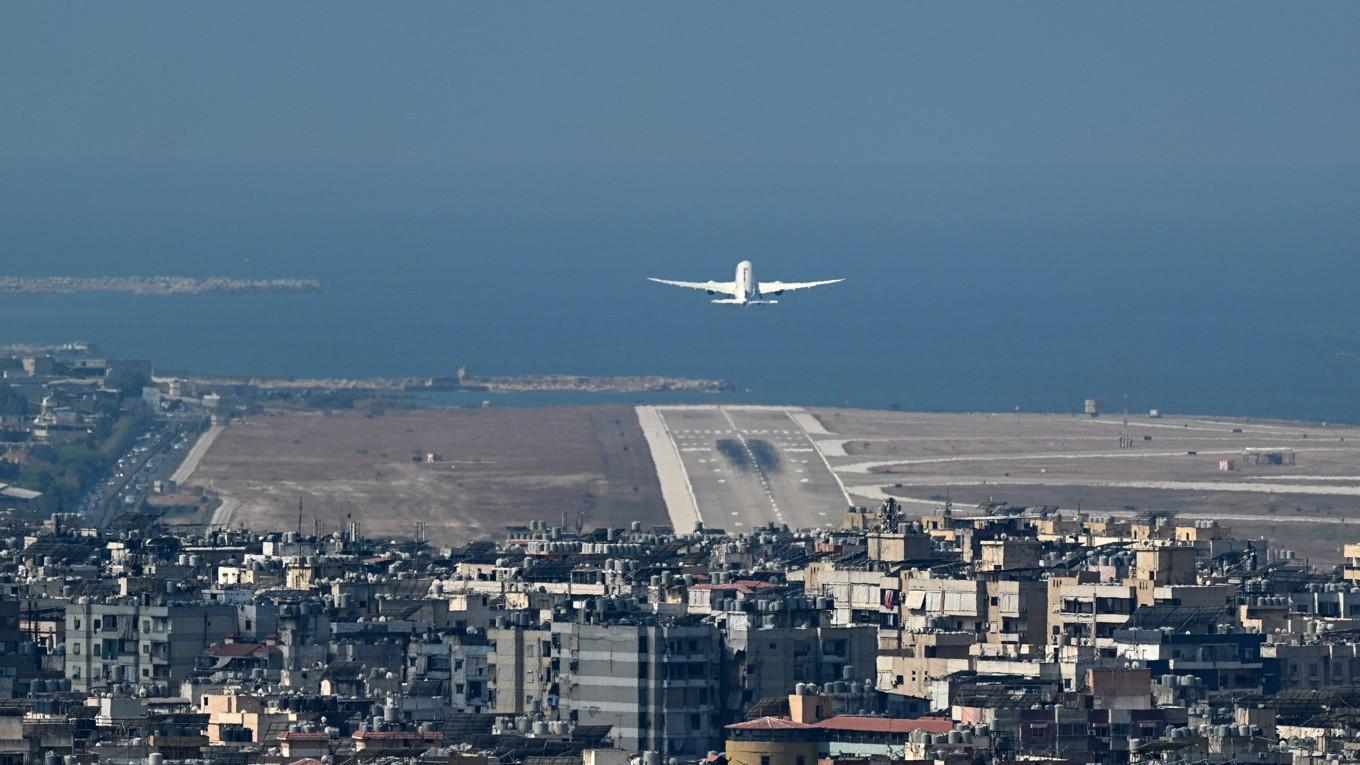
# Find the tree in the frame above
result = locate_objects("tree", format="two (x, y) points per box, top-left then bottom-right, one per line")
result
(106, 368), (151, 399)
(0, 382), (30, 417)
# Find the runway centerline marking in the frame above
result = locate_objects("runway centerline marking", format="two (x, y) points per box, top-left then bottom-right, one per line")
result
(718, 406), (783, 518)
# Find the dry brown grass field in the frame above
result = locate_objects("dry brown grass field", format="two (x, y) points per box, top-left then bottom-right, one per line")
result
(187, 406), (666, 545)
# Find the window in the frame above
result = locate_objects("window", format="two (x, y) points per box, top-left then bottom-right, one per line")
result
(797, 757), (806, 765)
(93, 620), (102, 632)
(761, 757), (771, 765)
(73, 619), (81, 630)
(72, 642), (81, 655)
(93, 644), (101, 657)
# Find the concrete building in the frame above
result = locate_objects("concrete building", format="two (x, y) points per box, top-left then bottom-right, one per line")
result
(488, 621), (553, 716)
(1047, 578), (1138, 646)
(552, 619), (721, 755)
(64, 601), (241, 692)
(716, 600), (876, 723)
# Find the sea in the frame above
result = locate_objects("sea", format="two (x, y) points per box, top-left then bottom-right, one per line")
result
(2, 161), (1358, 421)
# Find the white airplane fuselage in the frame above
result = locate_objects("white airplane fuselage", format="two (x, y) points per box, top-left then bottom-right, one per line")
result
(715, 260), (771, 305)
(736, 260), (756, 302)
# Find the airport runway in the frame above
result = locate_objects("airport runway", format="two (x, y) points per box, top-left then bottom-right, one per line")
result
(637, 405), (851, 531)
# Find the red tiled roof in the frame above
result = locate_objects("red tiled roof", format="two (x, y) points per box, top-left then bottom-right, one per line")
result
(814, 716), (954, 735)
(726, 715), (954, 735)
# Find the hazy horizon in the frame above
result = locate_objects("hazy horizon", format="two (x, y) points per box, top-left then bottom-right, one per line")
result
(2, 4), (1359, 420)
(3, 3), (1359, 166)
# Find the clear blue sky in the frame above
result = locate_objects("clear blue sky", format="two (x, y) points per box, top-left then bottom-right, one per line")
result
(2, 1), (1357, 166)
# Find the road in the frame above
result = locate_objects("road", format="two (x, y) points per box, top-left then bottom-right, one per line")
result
(171, 424), (223, 484)
(83, 414), (204, 528)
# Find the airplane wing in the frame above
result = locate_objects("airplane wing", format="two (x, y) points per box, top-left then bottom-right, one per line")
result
(647, 278), (739, 297)
(758, 278), (844, 294)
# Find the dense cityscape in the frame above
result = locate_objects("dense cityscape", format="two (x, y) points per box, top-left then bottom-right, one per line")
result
(4, 350), (1360, 765)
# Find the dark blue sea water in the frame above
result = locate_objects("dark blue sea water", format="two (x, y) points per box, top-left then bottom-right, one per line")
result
(1, 162), (1357, 421)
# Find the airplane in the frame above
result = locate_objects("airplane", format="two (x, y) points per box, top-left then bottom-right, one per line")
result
(647, 260), (843, 305)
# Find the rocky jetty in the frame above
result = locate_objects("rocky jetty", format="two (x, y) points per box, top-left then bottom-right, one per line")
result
(0, 276), (321, 295)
